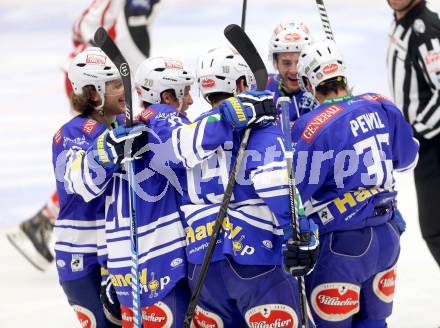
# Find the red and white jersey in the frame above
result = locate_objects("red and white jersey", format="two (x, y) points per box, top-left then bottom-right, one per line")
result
(65, 0), (158, 73)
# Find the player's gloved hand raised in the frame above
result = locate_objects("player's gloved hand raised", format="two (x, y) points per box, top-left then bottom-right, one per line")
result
(92, 124), (148, 169)
(219, 90), (277, 129)
(283, 217), (320, 277)
(100, 269), (122, 326)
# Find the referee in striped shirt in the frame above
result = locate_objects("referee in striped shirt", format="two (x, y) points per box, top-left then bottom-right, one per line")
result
(387, 0), (440, 268)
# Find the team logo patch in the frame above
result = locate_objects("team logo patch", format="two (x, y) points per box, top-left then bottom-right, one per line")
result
(262, 240), (273, 249)
(423, 51), (440, 66)
(245, 304), (298, 328)
(72, 305), (96, 328)
(323, 64), (338, 75)
(373, 266), (397, 303)
(140, 108), (157, 122)
(54, 128), (62, 145)
(201, 78), (216, 88)
(318, 208), (334, 225)
(423, 50), (440, 77)
(164, 59), (183, 69)
(86, 54), (106, 65)
(413, 18), (425, 33)
(301, 105), (343, 143)
(71, 254), (84, 272)
(82, 119), (98, 135)
(142, 302), (173, 328)
(284, 33), (301, 42)
(311, 283), (360, 322)
(56, 259), (65, 268)
(170, 257), (183, 268)
(120, 63), (129, 77)
(192, 306), (224, 328)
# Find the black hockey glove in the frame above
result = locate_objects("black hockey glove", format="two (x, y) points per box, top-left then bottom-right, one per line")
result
(283, 218), (320, 277)
(92, 124), (148, 169)
(220, 90), (277, 129)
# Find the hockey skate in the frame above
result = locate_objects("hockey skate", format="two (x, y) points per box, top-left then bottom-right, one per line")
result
(6, 208), (54, 271)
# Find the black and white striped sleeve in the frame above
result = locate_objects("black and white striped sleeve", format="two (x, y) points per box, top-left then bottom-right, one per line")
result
(413, 36), (440, 139)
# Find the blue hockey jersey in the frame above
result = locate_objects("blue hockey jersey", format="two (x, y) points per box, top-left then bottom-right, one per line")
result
(102, 104), (190, 307)
(292, 93), (419, 235)
(75, 103), (240, 307)
(175, 108), (292, 266)
(51, 115), (123, 282)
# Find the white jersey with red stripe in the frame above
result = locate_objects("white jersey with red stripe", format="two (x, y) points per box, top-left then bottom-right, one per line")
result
(63, 0), (159, 74)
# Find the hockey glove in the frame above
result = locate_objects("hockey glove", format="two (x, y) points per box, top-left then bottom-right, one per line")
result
(219, 90), (277, 129)
(92, 124), (148, 169)
(283, 217), (320, 277)
(100, 269), (122, 326)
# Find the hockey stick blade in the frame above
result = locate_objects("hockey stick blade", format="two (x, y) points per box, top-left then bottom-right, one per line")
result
(224, 24), (268, 91)
(93, 27), (133, 126)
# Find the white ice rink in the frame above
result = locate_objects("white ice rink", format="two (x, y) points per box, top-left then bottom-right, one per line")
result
(0, 0), (439, 327)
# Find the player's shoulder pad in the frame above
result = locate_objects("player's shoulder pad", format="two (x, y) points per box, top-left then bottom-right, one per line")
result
(358, 93), (393, 104)
(358, 93), (397, 111)
(194, 107), (220, 122)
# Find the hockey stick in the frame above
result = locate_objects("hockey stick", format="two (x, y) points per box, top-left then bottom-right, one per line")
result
(315, 0), (335, 41)
(278, 97), (309, 328)
(182, 24), (268, 328)
(94, 27), (142, 328)
(241, 0), (248, 31)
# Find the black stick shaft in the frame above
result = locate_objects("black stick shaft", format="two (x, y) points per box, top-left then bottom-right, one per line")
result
(315, 0), (335, 41)
(241, 0), (247, 30)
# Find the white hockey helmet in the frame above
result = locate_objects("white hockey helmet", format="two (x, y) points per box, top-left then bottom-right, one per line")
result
(197, 46), (255, 101)
(134, 57), (194, 105)
(68, 47), (120, 108)
(269, 22), (312, 68)
(297, 40), (347, 94)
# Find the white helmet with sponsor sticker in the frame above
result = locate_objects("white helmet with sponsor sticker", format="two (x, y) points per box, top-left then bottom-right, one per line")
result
(268, 22), (313, 68)
(68, 47), (120, 107)
(197, 46), (255, 102)
(297, 40), (347, 94)
(135, 56), (194, 105)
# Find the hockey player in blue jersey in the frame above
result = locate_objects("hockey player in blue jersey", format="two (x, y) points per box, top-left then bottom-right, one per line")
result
(267, 21), (317, 122)
(102, 56), (195, 328)
(52, 47), (130, 327)
(79, 52), (277, 327)
(284, 40), (420, 328)
(183, 46), (319, 328)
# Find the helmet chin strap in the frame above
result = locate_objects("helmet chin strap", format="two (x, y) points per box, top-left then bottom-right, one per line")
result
(94, 90), (106, 115)
(177, 99), (183, 113)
